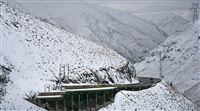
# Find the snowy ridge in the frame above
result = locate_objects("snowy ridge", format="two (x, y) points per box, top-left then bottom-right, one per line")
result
(135, 21), (200, 106)
(137, 12), (189, 36)
(184, 82), (200, 106)
(6, 1), (169, 63)
(0, 2), (137, 110)
(100, 81), (200, 111)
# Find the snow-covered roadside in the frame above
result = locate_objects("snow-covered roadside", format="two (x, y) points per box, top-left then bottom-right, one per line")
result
(100, 81), (200, 111)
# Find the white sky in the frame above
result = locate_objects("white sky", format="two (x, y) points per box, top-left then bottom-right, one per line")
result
(5, 0), (195, 13)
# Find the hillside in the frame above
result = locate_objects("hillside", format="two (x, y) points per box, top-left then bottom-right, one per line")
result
(100, 82), (199, 111)
(0, 2), (138, 110)
(4, 0), (170, 63)
(136, 12), (189, 36)
(135, 21), (200, 106)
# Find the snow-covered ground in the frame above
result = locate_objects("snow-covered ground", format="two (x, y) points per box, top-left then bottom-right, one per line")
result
(100, 81), (199, 111)
(0, 1), (138, 110)
(135, 21), (200, 106)
(136, 12), (189, 36)
(1, 0), (199, 110)
(2, 0), (172, 63)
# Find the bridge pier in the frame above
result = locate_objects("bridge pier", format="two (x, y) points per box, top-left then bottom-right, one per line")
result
(78, 94), (81, 111)
(63, 95), (67, 111)
(95, 93), (98, 110)
(86, 93), (89, 111)
(55, 100), (58, 111)
(70, 94), (74, 111)
(103, 92), (106, 106)
(111, 92), (114, 102)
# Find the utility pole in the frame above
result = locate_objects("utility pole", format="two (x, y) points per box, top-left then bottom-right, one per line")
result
(191, 0), (200, 22)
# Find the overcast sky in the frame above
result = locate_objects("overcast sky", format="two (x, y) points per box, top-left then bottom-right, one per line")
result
(5, 0), (195, 13)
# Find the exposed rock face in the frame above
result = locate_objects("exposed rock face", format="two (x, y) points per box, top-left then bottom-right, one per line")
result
(56, 61), (136, 84)
(0, 65), (11, 104)
(0, 55), (13, 104)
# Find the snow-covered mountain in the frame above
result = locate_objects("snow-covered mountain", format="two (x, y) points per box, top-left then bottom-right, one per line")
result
(3, 0), (171, 63)
(100, 81), (200, 111)
(136, 12), (190, 36)
(0, 1), (138, 110)
(135, 22), (200, 106)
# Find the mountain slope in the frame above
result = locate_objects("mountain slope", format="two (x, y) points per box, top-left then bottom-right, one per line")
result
(5, 0), (169, 63)
(0, 2), (137, 110)
(100, 82), (199, 111)
(135, 22), (200, 106)
(136, 12), (190, 36)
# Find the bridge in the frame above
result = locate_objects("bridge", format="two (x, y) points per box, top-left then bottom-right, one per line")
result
(27, 77), (161, 111)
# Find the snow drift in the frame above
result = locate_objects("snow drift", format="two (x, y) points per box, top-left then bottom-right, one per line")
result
(0, 2), (137, 110)
(100, 82), (200, 111)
